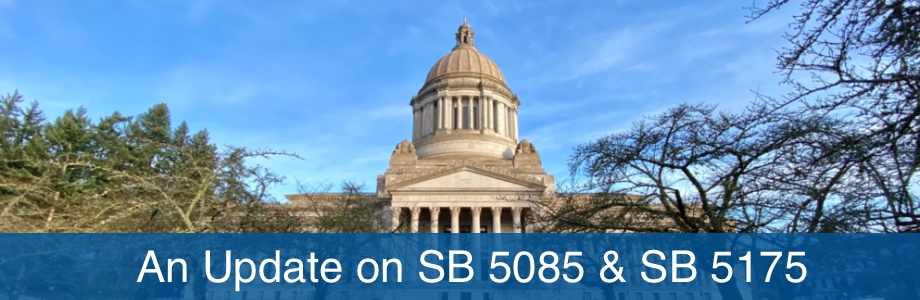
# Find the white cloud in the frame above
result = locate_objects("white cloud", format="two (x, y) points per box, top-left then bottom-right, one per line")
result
(567, 29), (641, 80)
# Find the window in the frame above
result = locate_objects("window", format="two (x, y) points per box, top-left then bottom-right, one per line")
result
(420, 106), (426, 135)
(492, 102), (498, 132)
(636, 293), (644, 300)
(224, 291), (231, 300)
(290, 291), (298, 300)
(441, 292), (450, 300)
(483, 292), (491, 300)
(653, 293), (660, 300)
(275, 291), (281, 300)
(433, 102), (439, 131)
(206, 291), (214, 300)
(452, 107), (459, 129)
(583, 292), (592, 300)
(618, 292), (627, 300)
(687, 293), (695, 300)
(340, 291), (349, 300)
(258, 291), (264, 300)
(670, 293), (677, 300)
(307, 291), (315, 300)
(473, 106), (479, 129)
(241, 291), (249, 300)
(703, 293), (712, 300)
(462, 106), (470, 129)
(461, 292), (472, 300)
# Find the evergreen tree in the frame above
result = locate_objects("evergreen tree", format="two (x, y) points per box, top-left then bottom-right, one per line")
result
(0, 92), (302, 233)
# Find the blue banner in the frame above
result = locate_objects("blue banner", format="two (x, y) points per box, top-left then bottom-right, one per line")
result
(0, 234), (917, 300)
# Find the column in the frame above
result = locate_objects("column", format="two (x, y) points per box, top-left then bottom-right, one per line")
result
(491, 207), (502, 233)
(478, 96), (484, 130)
(511, 207), (522, 233)
(420, 106), (426, 136)
(511, 110), (517, 140)
(424, 103), (431, 135)
(502, 104), (508, 136)
(479, 96), (485, 131)
(427, 103), (433, 135)
(513, 110), (519, 140)
(471, 207), (482, 233)
(390, 206), (401, 232)
(447, 97), (454, 130)
(410, 207), (421, 233)
(495, 103), (503, 135)
(450, 207), (461, 233)
(507, 109), (512, 139)
(429, 207), (441, 233)
(443, 97), (450, 130)
(505, 107), (510, 139)
(506, 106), (511, 137)
(438, 97), (444, 130)
(430, 103), (436, 134)
(483, 97), (489, 131)
(412, 109), (418, 139)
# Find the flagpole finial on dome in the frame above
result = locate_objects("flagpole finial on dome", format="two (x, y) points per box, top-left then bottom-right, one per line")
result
(463, 14), (467, 24)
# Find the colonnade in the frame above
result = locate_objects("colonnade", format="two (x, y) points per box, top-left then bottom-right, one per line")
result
(390, 206), (524, 233)
(412, 95), (517, 141)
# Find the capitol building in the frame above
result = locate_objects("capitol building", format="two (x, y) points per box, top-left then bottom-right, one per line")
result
(287, 17), (555, 235)
(249, 18), (742, 300)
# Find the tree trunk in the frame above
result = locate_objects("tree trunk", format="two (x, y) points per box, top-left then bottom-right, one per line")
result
(716, 278), (746, 300)
(192, 259), (207, 300)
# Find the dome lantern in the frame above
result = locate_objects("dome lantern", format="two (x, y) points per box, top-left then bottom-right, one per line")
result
(455, 15), (475, 48)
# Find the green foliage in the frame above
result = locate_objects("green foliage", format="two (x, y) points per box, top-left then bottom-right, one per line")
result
(0, 91), (302, 233)
(296, 181), (387, 233)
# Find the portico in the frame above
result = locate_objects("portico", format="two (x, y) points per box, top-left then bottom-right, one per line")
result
(389, 205), (530, 233)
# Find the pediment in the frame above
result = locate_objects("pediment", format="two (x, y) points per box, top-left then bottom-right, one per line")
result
(388, 166), (545, 192)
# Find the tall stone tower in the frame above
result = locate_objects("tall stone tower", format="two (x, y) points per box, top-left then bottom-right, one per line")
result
(377, 18), (554, 233)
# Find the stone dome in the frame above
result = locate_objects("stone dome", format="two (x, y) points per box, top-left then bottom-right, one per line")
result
(425, 46), (505, 83)
(410, 17), (521, 160)
(424, 17), (505, 84)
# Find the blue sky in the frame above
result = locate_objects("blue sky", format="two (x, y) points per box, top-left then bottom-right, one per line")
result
(0, 0), (796, 199)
